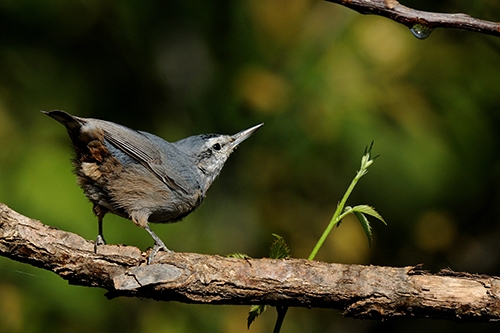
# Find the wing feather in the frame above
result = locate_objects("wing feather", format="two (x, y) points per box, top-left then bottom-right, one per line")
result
(92, 119), (190, 194)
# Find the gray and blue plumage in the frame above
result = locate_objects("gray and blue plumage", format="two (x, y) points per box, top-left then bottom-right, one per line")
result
(42, 110), (262, 263)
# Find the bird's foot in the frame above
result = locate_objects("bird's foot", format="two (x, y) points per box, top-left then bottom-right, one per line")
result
(94, 235), (106, 253)
(147, 241), (172, 264)
(144, 225), (172, 264)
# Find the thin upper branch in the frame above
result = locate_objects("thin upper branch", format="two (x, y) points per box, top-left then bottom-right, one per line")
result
(326, 0), (500, 37)
(1, 203), (500, 322)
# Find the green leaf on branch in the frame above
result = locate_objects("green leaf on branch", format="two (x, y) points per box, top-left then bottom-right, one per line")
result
(248, 305), (268, 329)
(269, 233), (290, 259)
(353, 211), (373, 246)
(351, 205), (387, 225)
(352, 206), (386, 246)
(226, 252), (251, 259)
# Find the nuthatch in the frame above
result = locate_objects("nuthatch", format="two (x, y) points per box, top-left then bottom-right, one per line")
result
(43, 110), (262, 263)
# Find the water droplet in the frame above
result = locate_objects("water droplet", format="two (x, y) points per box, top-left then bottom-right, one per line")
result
(410, 24), (434, 39)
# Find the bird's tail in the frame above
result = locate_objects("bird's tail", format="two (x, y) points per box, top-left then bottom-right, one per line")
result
(41, 110), (84, 133)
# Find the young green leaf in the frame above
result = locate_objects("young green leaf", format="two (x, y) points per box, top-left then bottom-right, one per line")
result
(269, 234), (290, 259)
(351, 205), (387, 225)
(248, 305), (268, 328)
(353, 211), (373, 246)
(226, 252), (251, 259)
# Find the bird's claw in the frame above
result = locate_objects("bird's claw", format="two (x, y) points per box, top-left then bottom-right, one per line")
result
(94, 235), (106, 253)
(147, 242), (172, 264)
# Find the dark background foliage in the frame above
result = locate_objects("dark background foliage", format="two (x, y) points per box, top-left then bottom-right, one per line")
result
(1, 0), (500, 332)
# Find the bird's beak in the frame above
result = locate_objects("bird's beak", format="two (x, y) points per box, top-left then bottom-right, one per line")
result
(230, 123), (263, 149)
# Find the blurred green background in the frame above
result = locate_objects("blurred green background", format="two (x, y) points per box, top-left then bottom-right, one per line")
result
(1, 0), (500, 332)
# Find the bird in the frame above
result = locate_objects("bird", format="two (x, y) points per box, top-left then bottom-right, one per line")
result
(42, 110), (262, 263)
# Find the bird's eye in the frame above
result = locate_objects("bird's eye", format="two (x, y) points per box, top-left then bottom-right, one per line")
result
(212, 143), (222, 151)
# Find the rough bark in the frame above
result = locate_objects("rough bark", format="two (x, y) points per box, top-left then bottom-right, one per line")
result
(326, 0), (500, 38)
(1, 203), (500, 322)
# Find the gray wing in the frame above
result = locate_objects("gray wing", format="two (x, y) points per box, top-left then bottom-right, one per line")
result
(91, 119), (190, 195)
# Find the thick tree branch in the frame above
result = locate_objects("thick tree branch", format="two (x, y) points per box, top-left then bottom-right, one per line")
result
(1, 203), (500, 322)
(326, 0), (500, 38)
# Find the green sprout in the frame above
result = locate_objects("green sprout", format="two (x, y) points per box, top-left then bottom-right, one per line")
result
(248, 142), (386, 332)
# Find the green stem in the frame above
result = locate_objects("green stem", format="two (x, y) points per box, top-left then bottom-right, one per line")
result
(272, 144), (375, 333)
(308, 169), (365, 261)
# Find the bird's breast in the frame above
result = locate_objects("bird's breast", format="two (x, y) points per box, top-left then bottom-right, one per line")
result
(106, 163), (204, 223)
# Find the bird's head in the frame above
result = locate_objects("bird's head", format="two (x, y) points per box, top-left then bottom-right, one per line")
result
(174, 123), (263, 189)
